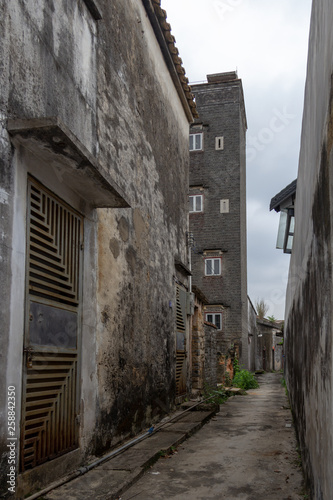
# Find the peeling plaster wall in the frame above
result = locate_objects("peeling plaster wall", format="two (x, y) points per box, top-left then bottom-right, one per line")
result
(191, 300), (206, 392)
(4, 0), (98, 153)
(247, 298), (257, 372)
(0, 0), (190, 494)
(204, 324), (217, 389)
(1, 1), (99, 492)
(285, 1), (333, 498)
(256, 321), (282, 372)
(191, 296), (217, 393)
(94, 0), (190, 455)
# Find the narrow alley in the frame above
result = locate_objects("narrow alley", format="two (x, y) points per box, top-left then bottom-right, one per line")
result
(120, 373), (305, 500)
(42, 373), (306, 500)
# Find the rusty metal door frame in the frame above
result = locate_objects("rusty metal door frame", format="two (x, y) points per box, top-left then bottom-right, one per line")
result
(21, 176), (83, 471)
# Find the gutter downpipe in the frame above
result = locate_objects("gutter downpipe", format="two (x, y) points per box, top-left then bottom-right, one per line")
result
(188, 231), (193, 294)
(25, 394), (218, 500)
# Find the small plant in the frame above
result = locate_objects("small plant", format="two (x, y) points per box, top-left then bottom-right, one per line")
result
(204, 384), (228, 404)
(159, 446), (176, 458)
(281, 377), (289, 397)
(232, 369), (259, 390)
(267, 315), (276, 323)
(233, 357), (240, 376)
(295, 445), (303, 468)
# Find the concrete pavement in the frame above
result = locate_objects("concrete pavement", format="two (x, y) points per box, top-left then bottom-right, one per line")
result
(41, 373), (306, 500)
(40, 403), (217, 500)
(120, 373), (306, 500)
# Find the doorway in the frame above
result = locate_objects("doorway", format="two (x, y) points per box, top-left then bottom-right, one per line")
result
(20, 177), (83, 471)
(175, 284), (187, 397)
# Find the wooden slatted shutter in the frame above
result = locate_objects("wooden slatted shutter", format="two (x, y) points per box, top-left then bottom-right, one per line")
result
(175, 285), (187, 396)
(21, 178), (83, 471)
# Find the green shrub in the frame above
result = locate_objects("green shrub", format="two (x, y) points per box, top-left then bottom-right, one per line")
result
(233, 357), (240, 376)
(204, 384), (228, 404)
(232, 370), (259, 390)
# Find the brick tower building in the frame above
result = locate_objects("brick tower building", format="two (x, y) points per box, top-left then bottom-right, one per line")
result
(189, 72), (248, 374)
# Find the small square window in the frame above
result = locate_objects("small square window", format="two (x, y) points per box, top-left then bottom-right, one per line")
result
(206, 313), (222, 329)
(220, 199), (229, 213)
(205, 257), (221, 276)
(189, 195), (203, 213)
(215, 136), (224, 150)
(190, 133), (203, 151)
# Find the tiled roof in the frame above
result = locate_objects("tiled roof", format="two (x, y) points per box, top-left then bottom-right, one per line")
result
(257, 317), (283, 331)
(151, 0), (199, 119)
(270, 179), (297, 212)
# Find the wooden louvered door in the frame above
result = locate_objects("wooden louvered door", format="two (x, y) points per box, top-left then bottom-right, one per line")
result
(175, 285), (187, 397)
(21, 177), (83, 471)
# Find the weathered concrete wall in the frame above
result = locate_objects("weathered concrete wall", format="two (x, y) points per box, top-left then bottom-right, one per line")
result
(191, 293), (217, 393)
(0, 0), (192, 495)
(1, 1), (101, 493)
(204, 323), (217, 389)
(216, 339), (237, 385)
(285, 1), (333, 497)
(189, 75), (248, 369)
(192, 298), (206, 393)
(256, 320), (282, 372)
(93, 0), (191, 455)
(248, 297), (257, 372)
(272, 335), (283, 372)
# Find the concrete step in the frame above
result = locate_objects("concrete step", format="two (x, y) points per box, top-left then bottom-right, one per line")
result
(37, 407), (218, 500)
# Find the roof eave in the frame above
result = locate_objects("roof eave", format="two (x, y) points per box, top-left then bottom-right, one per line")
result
(270, 179), (297, 212)
(142, 0), (198, 122)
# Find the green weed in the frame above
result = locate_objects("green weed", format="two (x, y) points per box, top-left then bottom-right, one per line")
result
(233, 357), (240, 376)
(204, 384), (228, 404)
(281, 377), (289, 397)
(232, 370), (259, 390)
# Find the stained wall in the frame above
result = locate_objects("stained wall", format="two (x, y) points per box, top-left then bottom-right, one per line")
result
(285, 1), (333, 497)
(0, 0), (193, 494)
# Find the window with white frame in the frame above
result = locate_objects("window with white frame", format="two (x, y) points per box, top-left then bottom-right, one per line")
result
(189, 195), (203, 213)
(205, 257), (221, 276)
(189, 133), (203, 151)
(206, 313), (222, 330)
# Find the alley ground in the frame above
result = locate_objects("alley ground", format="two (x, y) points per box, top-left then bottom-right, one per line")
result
(120, 373), (306, 500)
(43, 373), (307, 500)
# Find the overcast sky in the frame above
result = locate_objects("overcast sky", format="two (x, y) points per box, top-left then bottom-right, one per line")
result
(162, 0), (312, 319)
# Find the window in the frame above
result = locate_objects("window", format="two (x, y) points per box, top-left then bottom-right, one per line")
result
(205, 258), (221, 276)
(189, 133), (203, 151)
(215, 136), (224, 150)
(189, 195), (203, 213)
(220, 199), (229, 213)
(276, 208), (295, 254)
(206, 313), (222, 330)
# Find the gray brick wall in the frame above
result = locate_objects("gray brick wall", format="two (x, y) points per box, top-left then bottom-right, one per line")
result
(189, 74), (248, 369)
